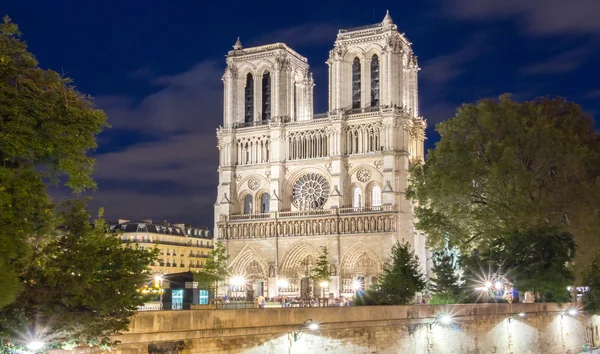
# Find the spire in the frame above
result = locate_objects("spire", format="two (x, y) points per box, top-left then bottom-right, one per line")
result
(383, 10), (393, 25)
(233, 37), (243, 50)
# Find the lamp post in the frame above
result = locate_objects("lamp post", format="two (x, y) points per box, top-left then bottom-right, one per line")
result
(430, 313), (452, 329)
(508, 312), (526, 322)
(154, 274), (164, 309)
(292, 319), (320, 342)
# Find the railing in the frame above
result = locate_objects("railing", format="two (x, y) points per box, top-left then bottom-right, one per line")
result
(122, 239), (213, 248)
(339, 22), (382, 33)
(226, 205), (394, 221)
(233, 120), (271, 128)
(138, 303), (163, 311)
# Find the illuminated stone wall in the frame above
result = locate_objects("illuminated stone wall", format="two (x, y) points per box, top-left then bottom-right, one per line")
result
(62, 303), (597, 354)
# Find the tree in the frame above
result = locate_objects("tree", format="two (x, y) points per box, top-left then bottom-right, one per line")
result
(0, 16), (108, 307)
(0, 201), (158, 351)
(583, 252), (600, 313)
(406, 94), (600, 274)
(310, 247), (332, 298)
(429, 253), (463, 304)
(195, 241), (229, 298)
(462, 226), (574, 302)
(355, 242), (426, 306)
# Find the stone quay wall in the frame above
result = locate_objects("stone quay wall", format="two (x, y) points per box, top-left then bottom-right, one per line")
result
(64, 303), (598, 354)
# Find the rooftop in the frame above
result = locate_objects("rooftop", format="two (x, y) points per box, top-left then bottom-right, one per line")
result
(110, 220), (211, 238)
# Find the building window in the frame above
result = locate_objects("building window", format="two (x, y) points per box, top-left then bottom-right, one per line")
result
(261, 193), (270, 213)
(352, 57), (361, 109)
(372, 185), (382, 208)
(352, 187), (362, 208)
(370, 55), (379, 107)
(262, 72), (271, 121)
(243, 194), (253, 214)
(244, 73), (254, 123)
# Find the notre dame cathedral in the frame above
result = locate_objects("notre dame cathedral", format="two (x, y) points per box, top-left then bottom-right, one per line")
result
(214, 11), (428, 299)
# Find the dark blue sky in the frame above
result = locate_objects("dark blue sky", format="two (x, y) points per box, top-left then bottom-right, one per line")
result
(4, 0), (599, 227)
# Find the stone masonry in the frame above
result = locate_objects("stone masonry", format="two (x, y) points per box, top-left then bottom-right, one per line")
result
(58, 303), (598, 354)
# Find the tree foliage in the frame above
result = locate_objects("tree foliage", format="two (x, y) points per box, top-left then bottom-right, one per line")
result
(583, 252), (600, 313)
(0, 201), (158, 351)
(462, 226), (574, 302)
(310, 246), (332, 283)
(194, 242), (229, 297)
(429, 253), (463, 304)
(355, 242), (426, 306)
(0, 16), (108, 307)
(407, 94), (600, 274)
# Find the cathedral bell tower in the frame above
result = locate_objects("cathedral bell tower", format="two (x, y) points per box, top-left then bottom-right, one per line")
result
(327, 10), (420, 118)
(216, 40), (315, 222)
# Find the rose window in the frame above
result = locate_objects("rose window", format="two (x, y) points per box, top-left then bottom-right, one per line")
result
(292, 173), (330, 210)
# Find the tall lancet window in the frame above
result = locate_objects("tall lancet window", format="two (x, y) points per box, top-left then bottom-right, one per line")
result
(352, 57), (361, 109)
(370, 55), (380, 107)
(243, 195), (253, 214)
(371, 185), (382, 208)
(244, 73), (254, 123)
(261, 193), (270, 213)
(262, 72), (271, 120)
(352, 187), (362, 208)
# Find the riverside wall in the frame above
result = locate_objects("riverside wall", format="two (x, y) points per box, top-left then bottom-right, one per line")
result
(64, 303), (598, 354)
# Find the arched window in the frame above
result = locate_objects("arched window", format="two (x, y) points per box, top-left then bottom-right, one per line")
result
(352, 187), (362, 208)
(244, 73), (254, 123)
(262, 72), (271, 121)
(352, 57), (361, 110)
(370, 55), (379, 107)
(261, 193), (270, 213)
(243, 195), (253, 214)
(371, 185), (382, 208)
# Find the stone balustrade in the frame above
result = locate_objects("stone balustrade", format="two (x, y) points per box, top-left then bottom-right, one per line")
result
(217, 206), (396, 240)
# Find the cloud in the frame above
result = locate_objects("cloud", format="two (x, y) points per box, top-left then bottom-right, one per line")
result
(420, 33), (488, 87)
(81, 132), (218, 225)
(521, 43), (596, 75)
(80, 60), (226, 225)
(247, 23), (340, 48)
(96, 60), (224, 134)
(446, 0), (600, 36)
(584, 89), (600, 99)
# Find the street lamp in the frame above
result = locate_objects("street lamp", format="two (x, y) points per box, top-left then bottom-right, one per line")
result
(561, 308), (578, 318)
(26, 341), (45, 352)
(430, 313), (452, 329)
(508, 312), (526, 322)
(277, 279), (289, 288)
(154, 274), (164, 309)
(230, 276), (246, 286)
(292, 319), (320, 341)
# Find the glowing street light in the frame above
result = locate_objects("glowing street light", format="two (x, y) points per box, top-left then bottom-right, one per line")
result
(292, 319), (319, 341)
(26, 341), (45, 352)
(430, 313), (453, 329)
(561, 308), (578, 318)
(352, 280), (362, 291)
(494, 281), (503, 290)
(508, 312), (526, 322)
(277, 279), (289, 288)
(230, 276), (246, 286)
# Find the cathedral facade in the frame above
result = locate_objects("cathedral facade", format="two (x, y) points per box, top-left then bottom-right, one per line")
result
(214, 12), (428, 299)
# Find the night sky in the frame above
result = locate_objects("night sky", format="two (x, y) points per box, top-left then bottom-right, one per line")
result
(3, 0), (599, 227)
